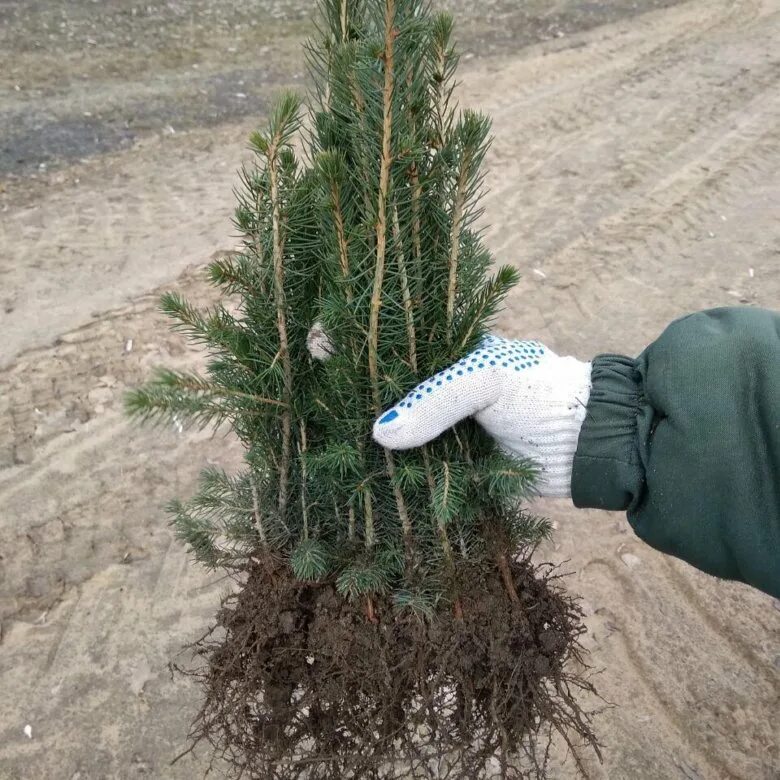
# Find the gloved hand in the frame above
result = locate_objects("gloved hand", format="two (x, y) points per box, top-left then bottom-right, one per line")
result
(372, 336), (593, 498)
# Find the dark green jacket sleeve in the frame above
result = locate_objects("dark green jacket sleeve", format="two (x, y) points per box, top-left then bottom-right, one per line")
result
(571, 307), (780, 598)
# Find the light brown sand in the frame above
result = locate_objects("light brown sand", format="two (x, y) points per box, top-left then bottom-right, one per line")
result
(1, 0), (778, 777)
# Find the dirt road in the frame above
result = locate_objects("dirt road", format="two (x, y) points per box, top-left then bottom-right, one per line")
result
(1, 0), (778, 777)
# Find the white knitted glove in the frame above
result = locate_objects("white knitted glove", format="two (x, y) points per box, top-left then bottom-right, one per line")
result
(372, 336), (592, 498)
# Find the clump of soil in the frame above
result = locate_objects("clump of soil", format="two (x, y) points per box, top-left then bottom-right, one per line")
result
(178, 554), (600, 778)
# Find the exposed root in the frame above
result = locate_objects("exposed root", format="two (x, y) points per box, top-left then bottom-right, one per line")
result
(174, 554), (601, 778)
(497, 552), (521, 605)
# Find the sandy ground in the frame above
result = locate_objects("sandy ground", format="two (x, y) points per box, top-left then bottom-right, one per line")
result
(1, 0), (779, 777)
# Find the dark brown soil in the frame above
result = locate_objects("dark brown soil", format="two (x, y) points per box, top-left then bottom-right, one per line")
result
(177, 554), (600, 778)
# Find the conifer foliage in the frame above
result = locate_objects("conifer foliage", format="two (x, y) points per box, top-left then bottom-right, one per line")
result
(129, 1), (598, 776)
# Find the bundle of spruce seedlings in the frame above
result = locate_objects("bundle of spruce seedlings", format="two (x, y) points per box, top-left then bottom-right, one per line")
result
(129, 1), (600, 776)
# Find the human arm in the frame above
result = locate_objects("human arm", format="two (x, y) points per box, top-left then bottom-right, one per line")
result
(373, 308), (780, 598)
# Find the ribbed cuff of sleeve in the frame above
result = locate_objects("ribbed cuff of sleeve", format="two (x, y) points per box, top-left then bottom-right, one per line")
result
(571, 355), (646, 511)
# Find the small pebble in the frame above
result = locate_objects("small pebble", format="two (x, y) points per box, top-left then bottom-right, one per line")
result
(620, 553), (641, 569)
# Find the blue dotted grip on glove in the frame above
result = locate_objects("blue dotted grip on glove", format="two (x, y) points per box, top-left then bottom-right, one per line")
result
(379, 336), (545, 420)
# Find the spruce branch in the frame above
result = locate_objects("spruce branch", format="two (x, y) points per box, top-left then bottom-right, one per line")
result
(401, 59), (423, 287)
(392, 201), (417, 372)
(391, 458), (426, 490)
(167, 499), (222, 569)
(337, 560), (388, 600)
(207, 252), (263, 297)
(348, 74), (372, 215)
(339, 0), (348, 40)
(367, 0), (397, 412)
(309, 441), (362, 478)
(408, 161), (423, 291)
(125, 368), (285, 429)
(446, 111), (491, 344)
(348, 504), (356, 541)
(250, 475), (267, 547)
(299, 422), (310, 540)
(291, 538), (330, 580)
(432, 461), (461, 561)
(456, 264), (520, 353)
(384, 450), (413, 547)
(319, 151), (353, 303)
(430, 12), (458, 147)
(159, 291), (208, 337)
(361, 482), (376, 548)
(362, 0), (399, 553)
(261, 92), (302, 522)
(446, 166), (467, 344)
